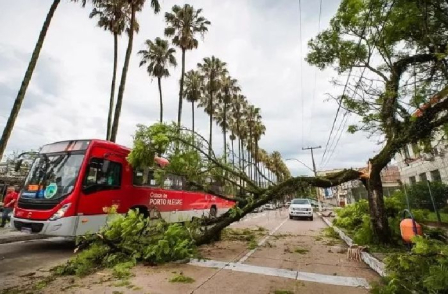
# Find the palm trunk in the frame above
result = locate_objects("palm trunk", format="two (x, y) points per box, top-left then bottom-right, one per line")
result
(178, 48), (186, 128)
(238, 137), (242, 195)
(241, 139), (245, 193)
(208, 91), (213, 157)
(255, 139), (259, 185)
(106, 32), (118, 140)
(191, 100), (195, 139)
(110, 4), (136, 143)
(231, 137), (235, 167)
(223, 101), (227, 163)
(157, 77), (163, 123)
(0, 0), (60, 159)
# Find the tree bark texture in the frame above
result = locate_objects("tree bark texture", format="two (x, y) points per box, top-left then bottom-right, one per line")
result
(178, 48), (186, 128)
(110, 4), (136, 143)
(158, 77), (163, 123)
(107, 32), (118, 140)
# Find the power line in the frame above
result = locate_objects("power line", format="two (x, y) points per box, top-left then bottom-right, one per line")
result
(320, 5), (375, 166)
(308, 0), (323, 141)
(321, 0), (396, 168)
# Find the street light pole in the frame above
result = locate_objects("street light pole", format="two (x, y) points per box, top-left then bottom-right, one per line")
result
(302, 146), (322, 211)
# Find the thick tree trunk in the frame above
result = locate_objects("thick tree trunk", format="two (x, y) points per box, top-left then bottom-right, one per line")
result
(106, 32), (118, 140)
(157, 77), (163, 123)
(110, 4), (136, 142)
(178, 48), (186, 128)
(0, 0), (60, 159)
(366, 168), (391, 243)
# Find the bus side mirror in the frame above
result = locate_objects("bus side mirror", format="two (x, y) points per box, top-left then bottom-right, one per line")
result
(14, 159), (23, 172)
(102, 160), (110, 173)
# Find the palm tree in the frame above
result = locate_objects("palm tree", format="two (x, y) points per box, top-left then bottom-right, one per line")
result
(164, 4), (210, 128)
(246, 105), (261, 181)
(90, 0), (130, 140)
(230, 94), (247, 171)
(197, 56), (227, 156)
(253, 120), (266, 185)
(138, 37), (176, 123)
(0, 0), (61, 160)
(110, 0), (160, 142)
(183, 70), (203, 136)
(216, 75), (239, 162)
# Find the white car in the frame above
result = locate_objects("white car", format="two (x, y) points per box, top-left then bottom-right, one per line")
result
(264, 203), (275, 210)
(289, 198), (313, 221)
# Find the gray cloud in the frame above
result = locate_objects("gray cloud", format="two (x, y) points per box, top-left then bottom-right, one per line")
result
(0, 0), (378, 175)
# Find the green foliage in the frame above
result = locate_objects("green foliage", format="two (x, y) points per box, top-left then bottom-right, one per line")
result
(55, 210), (196, 277)
(127, 123), (173, 168)
(169, 273), (195, 284)
(333, 200), (369, 230)
(372, 237), (448, 294)
(333, 197), (407, 245)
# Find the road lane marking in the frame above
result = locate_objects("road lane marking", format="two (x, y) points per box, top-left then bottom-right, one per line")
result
(189, 259), (370, 288)
(237, 216), (288, 264)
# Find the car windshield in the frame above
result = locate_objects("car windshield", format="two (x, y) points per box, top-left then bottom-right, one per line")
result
(21, 153), (85, 200)
(291, 199), (310, 205)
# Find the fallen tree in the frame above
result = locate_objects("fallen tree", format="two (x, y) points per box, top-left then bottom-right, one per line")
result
(306, 0), (448, 243)
(127, 123), (364, 245)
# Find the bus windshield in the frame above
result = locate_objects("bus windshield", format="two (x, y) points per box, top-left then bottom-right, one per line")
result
(21, 153), (85, 200)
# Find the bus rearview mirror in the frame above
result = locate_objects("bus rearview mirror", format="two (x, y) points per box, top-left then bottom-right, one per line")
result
(14, 159), (23, 172)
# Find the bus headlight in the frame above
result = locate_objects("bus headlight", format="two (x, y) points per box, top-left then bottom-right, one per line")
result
(49, 204), (71, 221)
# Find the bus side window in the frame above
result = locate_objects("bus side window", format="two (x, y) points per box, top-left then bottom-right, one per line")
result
(83, 158), (122, 193)
(133, 168), (157, 187)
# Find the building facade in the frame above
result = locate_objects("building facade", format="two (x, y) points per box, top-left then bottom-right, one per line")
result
(395, 136), (448, 185)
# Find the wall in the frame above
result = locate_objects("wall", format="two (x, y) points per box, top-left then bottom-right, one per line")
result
(395, 139), (448, 185)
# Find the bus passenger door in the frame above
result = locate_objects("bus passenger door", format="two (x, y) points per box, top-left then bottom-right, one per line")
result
(75, 156), (124, 235)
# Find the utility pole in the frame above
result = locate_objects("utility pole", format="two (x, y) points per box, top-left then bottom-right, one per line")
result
(302, 146), (322, 211)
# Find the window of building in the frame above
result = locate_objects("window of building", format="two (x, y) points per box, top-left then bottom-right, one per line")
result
(84, 158), (122, 188)
(419, 172), (427, 182)
(409, 176), (416, 185)
(430, 170), (442, 182)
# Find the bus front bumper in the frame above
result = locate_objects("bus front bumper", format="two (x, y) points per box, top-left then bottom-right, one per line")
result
(10, 216), (77, 237)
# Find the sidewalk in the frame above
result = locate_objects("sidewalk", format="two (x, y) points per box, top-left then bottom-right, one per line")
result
(0, 226), (47, 244)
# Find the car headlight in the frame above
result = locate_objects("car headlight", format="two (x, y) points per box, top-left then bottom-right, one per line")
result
(49, 204), (71, 221)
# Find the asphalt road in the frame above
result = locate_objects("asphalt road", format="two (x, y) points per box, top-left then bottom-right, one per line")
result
(0, 237), (74, 289)
(0, 209), (379, 293)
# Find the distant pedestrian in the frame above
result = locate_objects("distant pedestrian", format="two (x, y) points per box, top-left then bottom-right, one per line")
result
(1, 186), (19, 227)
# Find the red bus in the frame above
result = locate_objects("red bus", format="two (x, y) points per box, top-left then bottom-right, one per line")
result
(11, 139), (234, 236)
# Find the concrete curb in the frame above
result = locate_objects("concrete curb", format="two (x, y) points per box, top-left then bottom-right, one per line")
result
(0, 230), (47, 245)
(317, 212), (387, 277)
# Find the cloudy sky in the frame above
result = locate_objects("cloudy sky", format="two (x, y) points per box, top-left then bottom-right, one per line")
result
(0, 0), (382, 176)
